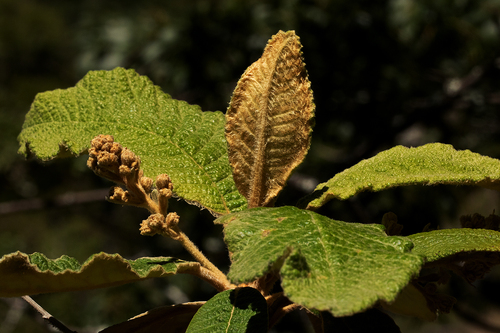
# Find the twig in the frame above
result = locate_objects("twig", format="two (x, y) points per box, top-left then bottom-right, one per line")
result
(176, 231), (233, 290)
(178, 263), (234, 292)
(21, 296), (77, 333)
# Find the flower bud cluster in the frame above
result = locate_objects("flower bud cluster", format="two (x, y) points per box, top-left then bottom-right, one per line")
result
(88, 135), (182, 240)
(140, 212), (181, 239)
(87, 135), (154, 210)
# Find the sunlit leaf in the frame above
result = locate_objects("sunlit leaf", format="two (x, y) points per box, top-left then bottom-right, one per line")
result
(409, 228), (500, 263)
(226, 30), (315, 208)
(305, 143), (500, 210)
(18, 67), (246, 215)
(216, 206), (423, 316)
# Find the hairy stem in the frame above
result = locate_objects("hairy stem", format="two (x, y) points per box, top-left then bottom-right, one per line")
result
(176, 231), (232, 290)
(178, 263), (233, 292)
(22, 296), (77, 333)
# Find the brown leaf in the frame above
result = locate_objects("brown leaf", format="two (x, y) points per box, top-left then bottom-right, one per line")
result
(100, 302), (204, 333)
(225, 30), (315, 208)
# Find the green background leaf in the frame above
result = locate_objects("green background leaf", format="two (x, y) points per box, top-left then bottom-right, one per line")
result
(305, 143), (500, 210)
(409, 228), (500, 263)
(216, 206), (423, 316)
(186, 287), (268, 333)
(0, 251), (199, 297)
(18, 67), (246, 215)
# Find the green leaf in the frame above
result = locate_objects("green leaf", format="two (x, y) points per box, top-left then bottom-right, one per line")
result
(186, 287), (268, 333)
(408, 228), (500, 263)
(18, 67), (246, 215)
(0, 251), (200, 297)
(305, 143), (500, 210)
(100, 302), (204, 333)
(215, 206), (423, 316)
(380, 283), (437, 321)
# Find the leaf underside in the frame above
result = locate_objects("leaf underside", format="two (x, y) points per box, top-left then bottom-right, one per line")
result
(100, 302), (205, 333)
(186, 287), (268, 333)
(18, 67), (246, 215)
(305, 143), (500, 210)
(0, 251), (198, 297)
(225, 30), (315, 208)
(216, 206), (423, 316)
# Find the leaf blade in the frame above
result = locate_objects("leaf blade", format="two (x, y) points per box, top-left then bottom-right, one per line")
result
(18, 68), (247, 215)
(226, 30), (315, 208)
(186, 287), (268, 333)
(0, 251), (199, 297)
(305, 143), (500, 210)
(409, 228), (500, 263)
(216, 207), (423, 316)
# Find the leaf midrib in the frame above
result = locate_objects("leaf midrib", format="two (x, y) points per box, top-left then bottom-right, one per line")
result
(248, 38), (291, 208)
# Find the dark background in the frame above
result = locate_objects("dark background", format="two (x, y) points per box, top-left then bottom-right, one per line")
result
(2, 0), (500, 332)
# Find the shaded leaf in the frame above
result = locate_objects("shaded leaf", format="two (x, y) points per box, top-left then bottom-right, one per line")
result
(321, 308), (402, 333)
(305, 143), (500, 210)
(100, 302), (204, 333)
(186, 287), (268, 333)
(381, 283), (437, 321)
(216, 207), (423, 316)
(0, 251), (199, 297)
(226, 30), (314, 208)
(18, 67), (246, 215)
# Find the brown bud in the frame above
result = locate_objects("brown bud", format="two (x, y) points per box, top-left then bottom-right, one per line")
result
(87, 135), (124, 183)
(381, 212), (403, 236)
(121, 148), (140, 169)
(91, 134), (114, 150)
(156, 174), (173, 190)
(140, 177), (154, 193)
(109, 186), (127, 202)
(108, 186), (144, 206)
(140, 213), (166, 236)
(165, 212), (180, 228)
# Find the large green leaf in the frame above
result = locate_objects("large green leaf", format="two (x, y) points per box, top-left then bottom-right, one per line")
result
(0, 251), (199, 297)
(305, 143), (500, 210)
(215, 207), (423, 316)
(18, 67), (246, 215)
(186, 287), (268, 333)
(409, 228), (500, 263)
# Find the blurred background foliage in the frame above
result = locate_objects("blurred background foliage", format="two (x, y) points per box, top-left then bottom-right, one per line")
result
(2, 0), (500, 332)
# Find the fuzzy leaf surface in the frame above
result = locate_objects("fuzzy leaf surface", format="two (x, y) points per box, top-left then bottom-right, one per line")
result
(409, 228), (500, 263)
(226, 30), (314, 208)
(18, 67), (246, 215)
(216, 207), (423, 316)
(305, 143), (500, 210)
(186, 287), (268, 333)
(0, 251), (199, 297)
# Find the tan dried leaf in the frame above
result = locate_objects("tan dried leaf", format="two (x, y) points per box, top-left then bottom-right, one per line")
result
(225, 30), (315, 208)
